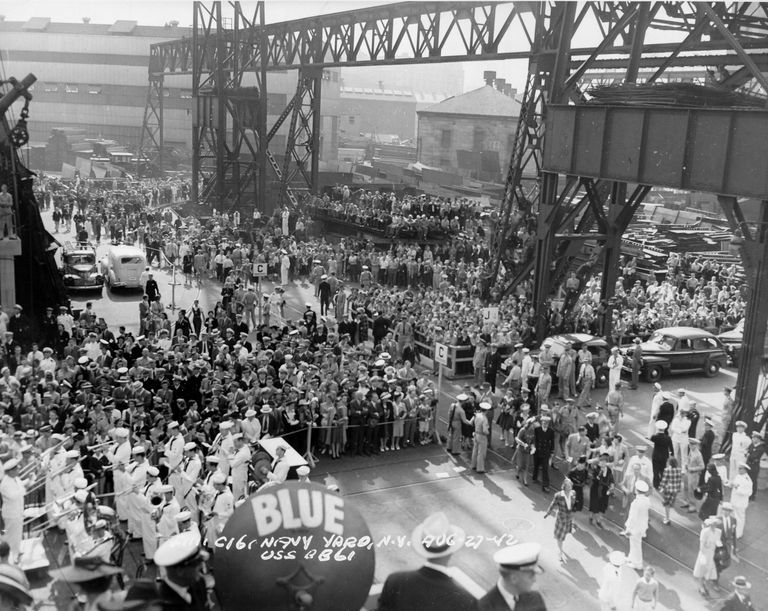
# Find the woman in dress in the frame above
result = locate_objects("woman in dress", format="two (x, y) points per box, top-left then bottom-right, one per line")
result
(496, 392), (516, 447)
(692, 517), (721, 598)
(659, 456), (683, 525)
(513, 418), (537, 486)
(379, 393), (394, 452)
(391, 394), (405, 451)
(588, 452), (615, 528)
(544, 477), (576, 563)
(698, 463), (723, 521)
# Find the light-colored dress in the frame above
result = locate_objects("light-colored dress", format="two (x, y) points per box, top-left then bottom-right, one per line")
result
(692, 526), (720, 580)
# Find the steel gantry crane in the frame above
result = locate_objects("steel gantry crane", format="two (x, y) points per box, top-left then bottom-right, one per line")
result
(139, 1), (768, 441)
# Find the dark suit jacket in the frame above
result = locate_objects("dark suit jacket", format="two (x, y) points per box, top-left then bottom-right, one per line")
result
(377, 566), (475, 611)
(475, 586), (547, 611)
(720, 592), (754, 611)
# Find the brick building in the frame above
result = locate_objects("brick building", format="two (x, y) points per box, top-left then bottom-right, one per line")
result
(416, 84), (520, 181)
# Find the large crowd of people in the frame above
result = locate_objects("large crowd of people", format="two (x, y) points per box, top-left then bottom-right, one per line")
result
(0, 175), (761, 610)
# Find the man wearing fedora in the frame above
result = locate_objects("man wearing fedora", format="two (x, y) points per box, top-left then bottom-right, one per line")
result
(50, 556), (123, 611)
(378, 512), (474, 611)
(476, 542), (547, 611)
(721, 576), (755, 611)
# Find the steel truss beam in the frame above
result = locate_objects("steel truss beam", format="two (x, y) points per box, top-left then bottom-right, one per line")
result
(138, 77), (164, 171)
(190, 1), (270, 211)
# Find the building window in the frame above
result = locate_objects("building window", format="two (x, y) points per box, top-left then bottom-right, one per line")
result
(65, 84), (79, 94)
(440, 129), (452, 148)
(87, 86), (102, 95)
(180, 90), (193, 99)
(43, 85), (59, 92)
(473, 127), (484, 151)
(348, 116), (355, 124)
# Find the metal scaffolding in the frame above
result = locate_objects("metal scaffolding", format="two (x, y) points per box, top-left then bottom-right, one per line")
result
(139, 1), (768, 439)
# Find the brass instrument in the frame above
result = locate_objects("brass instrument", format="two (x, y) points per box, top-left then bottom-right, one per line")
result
(86, 440), (115, 452)
(27, 506), (80, 531)
(150, 495), (165, 521)
(24, 463), (73, 495)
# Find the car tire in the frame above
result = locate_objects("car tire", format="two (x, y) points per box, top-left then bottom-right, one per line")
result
(704, 360), (720, 378)
(645, 365), (662, 383)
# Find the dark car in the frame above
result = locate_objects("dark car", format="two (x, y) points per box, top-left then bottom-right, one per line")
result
(622, 326), (727, 383)
(539, 333), (611, 389)
(60, 243), (104, 291)
(718, 319), (744, 367)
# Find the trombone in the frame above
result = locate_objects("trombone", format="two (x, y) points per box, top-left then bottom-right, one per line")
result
(26, 506), (80, 532)
(24, 463), (74, 496)
(86, 440), (115, 452)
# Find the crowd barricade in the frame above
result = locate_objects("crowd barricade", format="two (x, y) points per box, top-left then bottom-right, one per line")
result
(414, 331), (512, 379)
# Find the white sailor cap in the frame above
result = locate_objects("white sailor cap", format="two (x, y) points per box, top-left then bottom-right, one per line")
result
(154, 530), (204, 568)
(147, 467), (160, 477)
(174, 510), (192, 523)
(493, 543), (542, 573)
(131, 446), (146, 456)
(297, 466), (310, 477)
(157, 484), (174, 494)
(184, 442), (197, 452)
(2, 459), (19, 471)
(635, 480), (649, 493)
(114, 427), (129, 438)
(211, 472), (227, 485)
(73, 489), (89, 503)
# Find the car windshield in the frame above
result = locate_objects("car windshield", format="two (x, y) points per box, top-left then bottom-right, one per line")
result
(646, 332), (675, 350)
(65, 254), (95, 266)
(120, 256), (143, 264)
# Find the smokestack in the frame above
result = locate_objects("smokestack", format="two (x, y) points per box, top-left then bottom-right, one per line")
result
(509, 87), (517, 99)
(483, 70), (496, 86)
(495, 78), (506, 92)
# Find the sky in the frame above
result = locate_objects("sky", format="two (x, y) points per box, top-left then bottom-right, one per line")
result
(0, 0), (529, 92)
(0, 1), (392, 28)
(0, 1), (692, 94)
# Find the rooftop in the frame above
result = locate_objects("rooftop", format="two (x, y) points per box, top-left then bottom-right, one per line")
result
(418, 85), (520, 118)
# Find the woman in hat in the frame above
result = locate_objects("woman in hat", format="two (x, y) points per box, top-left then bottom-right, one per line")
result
(588, 452), (615, 528)
(544, 477), (576, 563)
(698, 463), (723, 521)
(693, 517), (722, 598)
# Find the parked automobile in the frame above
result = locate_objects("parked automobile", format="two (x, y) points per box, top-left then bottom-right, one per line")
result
(100, 245), (146, 291)
(60, 242), (104, 291)
(538, 333), (611, 389)
(622, 326), (727, 383)
(718, 319), (744, 367)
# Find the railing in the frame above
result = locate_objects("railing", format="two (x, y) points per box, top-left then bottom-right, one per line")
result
(413, 329), (514, 380)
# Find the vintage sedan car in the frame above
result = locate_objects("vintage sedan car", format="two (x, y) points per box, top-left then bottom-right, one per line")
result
(60, 243), (104, 291)
(539, 333), (611, 388)
(718, 319), (744, 367)
(622, 326), (727, 383)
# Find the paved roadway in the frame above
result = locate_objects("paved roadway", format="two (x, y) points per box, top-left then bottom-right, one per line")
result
(37, 209), (767, 610)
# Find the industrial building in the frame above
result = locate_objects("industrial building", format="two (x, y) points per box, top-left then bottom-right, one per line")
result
(416, 75), (520, 181)
(0, 17), (341, 168)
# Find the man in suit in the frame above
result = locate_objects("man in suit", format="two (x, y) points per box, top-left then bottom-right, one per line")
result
(720, 575), (754, 611)
(476, 542), (547, 611)
(378, 512), (474, 611)
(532, 416), (555, 492)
